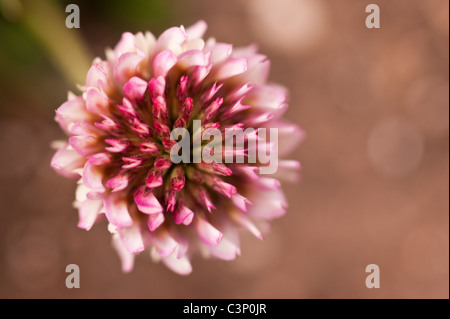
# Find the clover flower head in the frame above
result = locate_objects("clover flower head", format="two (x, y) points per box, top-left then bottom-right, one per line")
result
(51, 21), (303, 275)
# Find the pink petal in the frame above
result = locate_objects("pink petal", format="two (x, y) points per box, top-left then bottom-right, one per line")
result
(176, 76), (189, 100)
(77, 199), (103, 230)
(174, 236), (189, 259)
(195, 215), (223, 246)
(230, 211), (263, 240)
(231, 193), (252, 212)
(140, 141), (160, 155)
(55, 96), (90, 134)
(207, 237), (240, 261)
(114, 52), (143, 85)
(174, 204), (194, 225)
(51, 143), (85, 178)
(256, 177), (281, 190)
(121, 156), (144, 169)
(223, 98), (251, 118)
(212, 177), (237, 198)
(151, 230), (178, 257)
(82, 161), (105, 192)
(119, 224), (145, 254)
(134, 186), (163, 215)
(153, 27), (187, 57)
(105, 138), (129, 153)
(207, 43), (233, 64)
(135, 31), (156, 55)
(112, 233), (135, 273)
(162, 252), (192, 276)
(86, 64), (111, 92)
(154, 156), (172, 170)
(214, 57), (248, 81)
(103, 192), (133, 227)
(84, 87), (110, 115)
(271, 160), (301, 182)
(69, 136), (102, 156)
(123, 76), (148, 102)
(146, 170), (163, 189)
(186, 20), (207, 39)
(244, 84), (287, 110)
(191, 64), (212, 88)
(94, 114), (122, 133)
(130, 118), (151, 138)
(199, 189), (215, 213)
(211, 163), (232, 176)
(201, 82), (223, 105)
(177, 50), (208, 69)
(117, 97), (139, 121)
(153, 50), (177, 78)
(148, 76), (166, 98)
(247, 188), (287, 220)
(225, 82), (253, 104)
(148, 212), (165, 231)
(106, 173), (129, 192)
(88, 152), (111, 165)
(273, 122), (305, 156)
(112, 32), (136, 60)
(232, 50), (270, 85)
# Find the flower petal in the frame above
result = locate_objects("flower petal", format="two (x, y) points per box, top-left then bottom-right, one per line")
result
(207, 237), (240, 261)
(213, 57), (248, 81)
(207, 43), (233, 64)
(119, 224), (145, 254)
(177, 50), (208, 69)
(112, 233), (135, 273)
(151, 230), (178, 257)
(148, 212), (165, 231)
(162, 251), (192, 276)
(134, 186), (163, 215)
(55, 96), (90, 134)
(85, 63), (112, 92)
(114, 52), (144, 85)
(247, 188), (287, 220)
(112, 32), (136, 60)
(51, 143), (85, 178)
(195, 215), (223, 246)
(244, 84), (287, 110)
(186, 20), (207, 39)
(123, 76), (148, 102)
(174, 204), (194, 225)
(231, 193), (252, 212)
(77, 198), (103, 231)
(82, 161), (105, 192)
(153, 26), (187, 57)
(230, 211), (263, 240)
(103, 192), (133, 227)
(153, 50), (177, 78)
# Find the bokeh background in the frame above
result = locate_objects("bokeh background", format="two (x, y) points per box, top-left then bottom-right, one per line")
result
(0, 0), (448, 298)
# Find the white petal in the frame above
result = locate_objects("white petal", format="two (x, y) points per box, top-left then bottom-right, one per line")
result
(195, 215), (223, 246)
(77, 199), (103, 231)
(103, 192), (133, 227)
(186, 20), (207, 39)
(51, 143), (85, 178)
(162, 251), (192, 276)
(112, 233), (135, 273)
(119, 224), (145, 254)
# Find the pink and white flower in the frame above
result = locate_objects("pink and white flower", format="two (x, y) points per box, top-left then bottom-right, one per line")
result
(51, 21), (304, 275)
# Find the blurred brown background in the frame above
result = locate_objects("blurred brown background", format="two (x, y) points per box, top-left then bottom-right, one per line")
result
(0, 0), (448, 298)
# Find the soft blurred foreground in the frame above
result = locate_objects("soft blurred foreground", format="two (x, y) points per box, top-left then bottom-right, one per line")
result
(0, 0), (448, 298)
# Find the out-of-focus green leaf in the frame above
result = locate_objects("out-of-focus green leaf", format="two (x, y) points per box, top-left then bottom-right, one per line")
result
(103, 0), (169, 25)
(0, 18), (42, 72)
